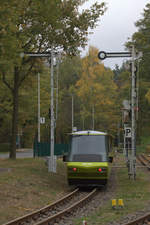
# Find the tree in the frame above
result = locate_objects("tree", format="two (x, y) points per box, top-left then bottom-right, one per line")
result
(76, 46), (118, 133)
(126, 3), (150, 136)
(0, 0), (106, 158)
(55, 55), (82, 143)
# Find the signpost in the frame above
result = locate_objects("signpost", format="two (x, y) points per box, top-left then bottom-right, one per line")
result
(98, 46), (139, 180)
(22, 50), (56, 173)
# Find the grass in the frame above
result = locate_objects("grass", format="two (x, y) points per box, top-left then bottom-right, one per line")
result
(137, 136), (150, 154)
(0, 158), (69, 224)
(1, 153), (150, 225)
(74, 154), (150, 225)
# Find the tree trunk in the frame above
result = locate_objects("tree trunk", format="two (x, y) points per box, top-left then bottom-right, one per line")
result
(10, 67), (19, 159)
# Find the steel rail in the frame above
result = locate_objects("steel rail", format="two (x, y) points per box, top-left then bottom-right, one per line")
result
(34, 188), (97, 225)
(120, 154), (150, 225)
(137, 154), (150, 169)
(3, 188), (79, 225)
(122, 212), (150, 225)
(141, 154), (150, 163)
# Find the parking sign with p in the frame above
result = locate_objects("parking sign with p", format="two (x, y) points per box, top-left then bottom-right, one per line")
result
(125, 127), (131, 138)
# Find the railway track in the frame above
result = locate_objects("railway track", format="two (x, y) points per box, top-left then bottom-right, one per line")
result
(122, 212), (150, 225)
(137, 154), (150, 169)
(3, 188), (98, 225)
(6, 154), (150, 225)
(120, 154), (150, 225)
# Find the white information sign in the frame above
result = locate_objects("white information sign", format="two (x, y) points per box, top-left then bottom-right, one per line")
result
(125, 127), (131, 138)
(40, 117), (45, 124)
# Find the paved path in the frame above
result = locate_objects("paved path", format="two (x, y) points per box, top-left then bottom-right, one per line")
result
(0, 149), (33, 159)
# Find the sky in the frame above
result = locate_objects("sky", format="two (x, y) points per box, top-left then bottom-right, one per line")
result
(81, 0), (150, 69)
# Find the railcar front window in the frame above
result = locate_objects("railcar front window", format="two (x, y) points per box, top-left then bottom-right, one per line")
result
(68, 135), (108, 162)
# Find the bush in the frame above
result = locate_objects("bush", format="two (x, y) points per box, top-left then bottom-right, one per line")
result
(0, 143), (10, 152)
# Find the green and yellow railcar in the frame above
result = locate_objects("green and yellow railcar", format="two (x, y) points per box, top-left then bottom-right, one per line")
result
(63, 130), (113, 186)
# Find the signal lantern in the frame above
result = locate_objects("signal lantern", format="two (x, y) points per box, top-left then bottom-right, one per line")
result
(98, 168), (102, 172)
(73, 167), (77, 172)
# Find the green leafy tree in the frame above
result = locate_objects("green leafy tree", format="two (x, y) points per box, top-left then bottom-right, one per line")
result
(56, 55), (82, 143)
(126, 3), (150, 136)
(76, 46), (118, 133)
(0, 0), (106, 158)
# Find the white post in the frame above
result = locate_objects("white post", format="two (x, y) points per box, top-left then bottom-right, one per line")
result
(82, 117), (85, 130)
(38, 73), (40, 142)
(72, 94), (74, 132)
(49, 47), (56, 173)
(56, 58), (59, 122)
(130, 45), (136, 179)
(56, 53), (60, 122)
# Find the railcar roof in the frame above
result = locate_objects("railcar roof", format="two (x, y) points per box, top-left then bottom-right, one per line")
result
(71, 130), (107, 135)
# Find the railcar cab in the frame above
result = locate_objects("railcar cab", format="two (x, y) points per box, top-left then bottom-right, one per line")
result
(63, 130), (113, 186)
(63, 130), (113, 163)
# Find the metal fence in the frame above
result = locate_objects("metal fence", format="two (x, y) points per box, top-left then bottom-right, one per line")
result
(33, 141), (69, 157)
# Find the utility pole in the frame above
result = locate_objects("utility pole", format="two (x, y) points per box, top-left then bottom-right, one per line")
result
(130, 45), (136, 179)
(38, 73), (40, 143)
